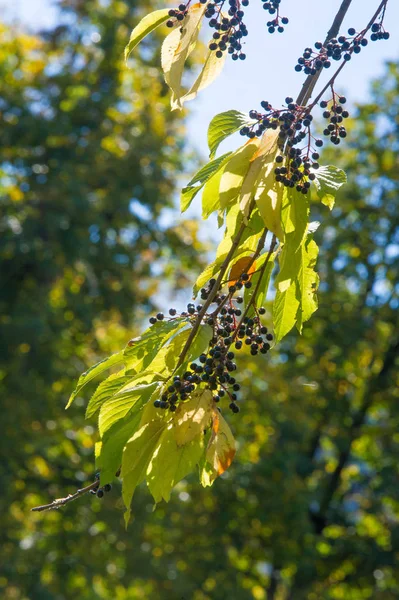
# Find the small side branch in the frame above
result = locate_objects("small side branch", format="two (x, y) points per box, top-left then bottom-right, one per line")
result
(295, 0), (354, 107)
(175, 200), (256, 370)
(31, 481), (99, 512)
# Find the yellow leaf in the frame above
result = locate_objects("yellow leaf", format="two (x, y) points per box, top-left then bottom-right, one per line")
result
(201, 410), (236, 485)
(161, 4), (207, 110)
(173, 389), (213, 446)
(179, 48), (227, 107)
(125, 9), (171, 60)
(219, 139), (260, 211)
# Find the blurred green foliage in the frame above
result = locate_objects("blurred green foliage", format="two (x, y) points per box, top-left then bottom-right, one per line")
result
(1, 0), (398, 597)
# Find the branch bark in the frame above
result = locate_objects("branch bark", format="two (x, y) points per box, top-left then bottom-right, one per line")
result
(295, 0), (354, 107)
(31, 480), (100, 512)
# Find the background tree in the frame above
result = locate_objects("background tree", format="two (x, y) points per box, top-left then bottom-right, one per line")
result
(1, 4), (398, 600)
(0, 1), (202, 597)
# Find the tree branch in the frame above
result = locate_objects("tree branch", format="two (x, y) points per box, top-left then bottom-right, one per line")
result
(175, 200), (255, 370)
(31, 481), (99, 512)
(295, 0), (354, 107)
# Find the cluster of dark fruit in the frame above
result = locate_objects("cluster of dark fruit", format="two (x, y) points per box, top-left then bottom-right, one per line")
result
(240, 98), (323, 193)
(370, 22), (390, 42)
(320, 94), (349, 145)
(203, 0), (249, 61)
(261, 0), (288, 34)
(166, 3), (188, 26)
(295, 24), (389, 75)
(150, 277), (273, 414)
(91, 472), (112, 499)
(167, 0), (249, 61)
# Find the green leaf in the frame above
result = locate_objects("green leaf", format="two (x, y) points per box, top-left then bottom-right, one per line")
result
(274, 190), (310, 296)
(121, 419), (168, 525)
(188, 324), (212, 362)
(173, 389), (213, 446)
(147, 425), (204, 503)
(179, 48), (227, 108)
(124, 319), (187, 373)
(280, 187), (309, 253)
(296, 237), (319, 333)
(201, 166), (225, 219)
(165, 323), (212, 373)
(66, 351), (124, 409)
(218, 139), (260, 211)
(208, 109), (254, 158)
(96, 390), (150, 485)
(181, 152), (232, 213)
(98, 381), (159, 437)
(193, 256), (225, 296)
(273, 280), (300, 342)
(312, 165), (347, 210)
(85, 370), (130, 419)
(200, 410), (236, 486)
(273, 232), (320, 341)
(125, 9), (170, 60)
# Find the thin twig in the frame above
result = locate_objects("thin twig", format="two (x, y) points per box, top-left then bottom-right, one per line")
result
(175, 200), (255, 370)
(211, 227), (269, 319)
(232, 234), (277, 340)
(309, 0), (389, 108)
(31, 481), (99, 512)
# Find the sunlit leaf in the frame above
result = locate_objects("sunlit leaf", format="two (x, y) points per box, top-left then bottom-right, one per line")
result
(85, 370), (130, 419)
(296, 237), (319, 333)
(273, 280), (299, 342)
(173, 389), (213, 446)
(121, 419), (168, 525)
(201, 166), (225, 219)
(125, 9), (170, 60)
(99, 381), (159, 437)
(179, 48), (227, 108)
(208, 109), (254, 158)
(161, 4), (207, 111)
(124, 319), (187, 373)
(252, 130), (285, 239)
(147, 425), (204, 503)
(244, 251), (275, 308)
(181, 151), (232, 213)
(229, 255), (257, 285)
(219, 139), (260, 211)
(200, 410), (236, 486)
(96, 392), (150, 485)
(66, 351), (124, 408)
(312, 165), (347, 210)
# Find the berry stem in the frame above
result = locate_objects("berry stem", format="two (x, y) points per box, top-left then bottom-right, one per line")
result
(295, 0), (354, 107)
(308, 0), (389, 110)
(232, 234), (277, 340)
(174, 201), (255, 371)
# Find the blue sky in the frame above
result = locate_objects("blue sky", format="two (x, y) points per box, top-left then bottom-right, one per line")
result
(5, 0), (399, 158)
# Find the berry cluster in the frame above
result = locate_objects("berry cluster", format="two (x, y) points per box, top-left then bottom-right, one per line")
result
(149, 276), (273, 415)
(295, 23), (389, 75)
(370, 22), (390, 41)
(91, 472), (112, 499)
(320, 93), (349, 145)
(166, 3), (188, 26)
(167, 0), (249, 61)
(203, 0), (249, 61)
(240, 98), (323, 193)
(262, 0), (289, 34)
